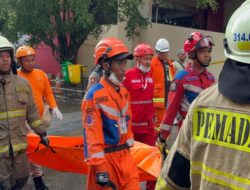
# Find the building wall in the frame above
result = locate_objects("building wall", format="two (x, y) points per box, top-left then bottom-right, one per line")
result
(77, 22), (225, 81)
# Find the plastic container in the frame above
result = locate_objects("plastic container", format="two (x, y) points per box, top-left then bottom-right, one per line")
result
(61, 61), (72, 83)
(68, 64), (81, 84)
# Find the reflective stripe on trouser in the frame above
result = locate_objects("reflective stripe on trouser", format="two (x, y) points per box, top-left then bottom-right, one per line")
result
(155, 176), (171, 190)
(0, 143), (27, 155)
(192, 161), (250, 190)
(0, 109), (26, 120)
(153, 98), (165, 103)
(87, 149), (140, 190)
(0, 151), (30, 189)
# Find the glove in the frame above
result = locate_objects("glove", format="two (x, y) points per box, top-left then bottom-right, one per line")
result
(156, 134), (168, 160)
(96, 172), (110, 187)
(52, 107), (63, 120)
(38, 132), (50, 147)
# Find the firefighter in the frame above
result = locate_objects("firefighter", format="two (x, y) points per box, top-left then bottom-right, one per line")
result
(81, 37), (140, 190)
(123, 43), (156, 190)
(0, 36), (49, 190)
(16, 45), (63, 190)
(151, 38), (176, 130)
(123, 43), (155, 145)
(157, 32), (215, 153)
(155, 1), (250, 189)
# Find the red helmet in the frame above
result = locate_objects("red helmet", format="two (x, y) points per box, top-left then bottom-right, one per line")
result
(184, 32), (214, 58)
(133, 43), (154, 57)
(94, 37), (133, 65)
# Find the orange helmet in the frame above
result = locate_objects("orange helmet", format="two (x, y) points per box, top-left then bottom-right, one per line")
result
(94, 37), (133, 65)
(134, 43), (154, 57)
(16, 46), (35, 59)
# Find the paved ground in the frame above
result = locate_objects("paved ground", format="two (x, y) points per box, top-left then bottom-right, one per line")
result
(23, 97), (178, 190)
(23, 98), (86, 190)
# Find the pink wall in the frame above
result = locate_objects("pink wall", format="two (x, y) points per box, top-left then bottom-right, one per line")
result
(35, 43), (61, 76)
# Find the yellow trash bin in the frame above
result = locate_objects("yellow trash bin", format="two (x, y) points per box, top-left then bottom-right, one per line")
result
(68, 64), (81, 84)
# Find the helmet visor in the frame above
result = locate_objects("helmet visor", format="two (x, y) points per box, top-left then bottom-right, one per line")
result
(196, 36), (214, 50)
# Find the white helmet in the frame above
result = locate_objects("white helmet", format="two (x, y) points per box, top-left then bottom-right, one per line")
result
(0, 36), (14, 53)
(155, 38), (170, 52)
(224, 0), (250, 64)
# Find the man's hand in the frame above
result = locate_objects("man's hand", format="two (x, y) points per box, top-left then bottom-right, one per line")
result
(96, 172), (110, 187)
(52, 107), (63, 120)
(156, 134), (168, 160)
(38, 132), (50, 147)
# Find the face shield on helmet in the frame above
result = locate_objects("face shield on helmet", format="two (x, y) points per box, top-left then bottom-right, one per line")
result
(224, 0), (250, 64)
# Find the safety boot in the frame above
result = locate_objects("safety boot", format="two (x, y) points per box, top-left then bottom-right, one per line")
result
(33, 176), (49, 190)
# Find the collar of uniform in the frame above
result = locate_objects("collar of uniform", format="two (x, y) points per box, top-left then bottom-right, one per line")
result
(100, 77), (121, 94)
(187, 65), (208, 76)
(218, 58), (250, 103)
(0, 71), (13, 83)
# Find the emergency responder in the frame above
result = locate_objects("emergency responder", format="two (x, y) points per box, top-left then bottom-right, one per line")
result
(172, 49), (187, 73)
(151, 38), (176, 130)
(0, 36), (49, 190)
(157, 32), (215, 151)
(81, 37), (140, 190)
(155, 1), (250, 189)
(16, 45), (63, 190)
(123, 43), (155, 190)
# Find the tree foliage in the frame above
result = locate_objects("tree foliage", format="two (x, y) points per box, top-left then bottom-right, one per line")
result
(0, 0), (150, 63)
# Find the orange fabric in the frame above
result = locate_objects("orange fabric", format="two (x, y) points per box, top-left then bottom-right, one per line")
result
(18, 69), (57, 117)
(27, 134), (161, 181)
(82, 78), (139, 188)
(150, 56), (176, 127)
(87, 149), (140, 190)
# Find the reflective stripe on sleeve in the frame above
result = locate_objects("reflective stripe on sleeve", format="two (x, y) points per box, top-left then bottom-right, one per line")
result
(153, 98), (165, 103)
(0, 109), (26, 120)
(155, 176), (171, 190)
(160, 124), (171, 131)
(30, 120), (42, 128)
(192, 161), (250, 190)
(99, 104), (119, 118)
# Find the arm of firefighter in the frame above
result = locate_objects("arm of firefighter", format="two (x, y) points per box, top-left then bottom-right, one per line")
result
(81, 96), (107, 173)
(155, 99), (198, 190)
(160, 79), (184, 140)
(43, 71), (58, 109)
(25, 82), (46, 134)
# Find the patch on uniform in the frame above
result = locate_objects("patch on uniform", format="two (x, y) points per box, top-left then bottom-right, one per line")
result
(86, 108), (94, 113)
(95, 96), (108, 103)
(85, 114), (94, 127)
(170, 82), (178, 92)
(16, 85), (28, 93)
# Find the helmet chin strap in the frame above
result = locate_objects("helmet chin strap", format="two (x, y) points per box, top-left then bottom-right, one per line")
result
(109, 72), (121, 86)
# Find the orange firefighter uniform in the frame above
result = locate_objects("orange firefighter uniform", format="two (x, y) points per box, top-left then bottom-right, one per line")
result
(150, 56), (176, 129)
(81, 78), (140, 190)
(18, 69), (57, 117)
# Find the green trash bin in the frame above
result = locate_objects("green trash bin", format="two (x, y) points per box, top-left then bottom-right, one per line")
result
(61, 61), (72, 83)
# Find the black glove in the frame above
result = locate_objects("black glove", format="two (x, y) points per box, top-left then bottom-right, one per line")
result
(96, 172), (109, 187)
(38, 132), (50, 147)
